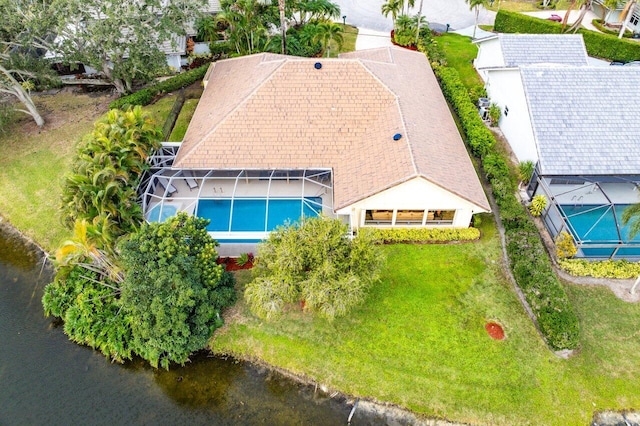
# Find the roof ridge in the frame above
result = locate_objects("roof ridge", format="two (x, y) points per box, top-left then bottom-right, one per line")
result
(177, 54), (287, 162)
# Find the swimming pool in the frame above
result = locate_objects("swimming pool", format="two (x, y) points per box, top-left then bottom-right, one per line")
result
(146, 204), (178, 223)
(197, 197), (322, 232)
(560, 204), (640, 257)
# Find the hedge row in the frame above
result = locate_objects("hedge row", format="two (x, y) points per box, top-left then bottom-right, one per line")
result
(560, 259), (640, 279)
(360, 227), (480, 244)
(421, 36), (580, 350)
(494, 10), (640, 62)
(109, 64), (209, 110)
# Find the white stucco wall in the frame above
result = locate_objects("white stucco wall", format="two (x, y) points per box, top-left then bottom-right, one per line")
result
(336, 177), (488, 230)
(474, 38), (504, 82)
(485, 69), (538, 163)
(166, 54), (182, 71)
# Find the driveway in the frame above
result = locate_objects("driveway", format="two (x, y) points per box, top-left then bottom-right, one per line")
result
(334, 0), (496, 32)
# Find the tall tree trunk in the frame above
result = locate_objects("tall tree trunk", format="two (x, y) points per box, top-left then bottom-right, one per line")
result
(0, 63), (45, 127)
(102, 61), (125, 95)
(415, 0), (424, 45)
(278, 0), (287, 54)
(619, 0), (636, 38)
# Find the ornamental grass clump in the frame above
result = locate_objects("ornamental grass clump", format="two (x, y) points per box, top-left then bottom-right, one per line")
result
(244, 217), (385, 321)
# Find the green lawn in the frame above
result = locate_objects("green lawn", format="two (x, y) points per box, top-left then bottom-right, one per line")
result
(492, 0), (573, 12)
(168, 98), (199, 141)
(436, 33), (484, 91)
(0, 90), (181, 251)
(326, 24), (358, 58)
(212, 216), (640, 425)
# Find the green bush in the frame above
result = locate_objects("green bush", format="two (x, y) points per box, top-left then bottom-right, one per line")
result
(555, 231), (577, 259)
(359, 227), (480, 243)
(518, 160), (535, 185)
(591, 19), (633, 38)
(494, 10), (640, 62)
(245, 217), (385, 321)
(422, 33), (580, 350)
(109, 64), (209, 109)
(529, 194), (547, 217)
(559, 259), (640, 279)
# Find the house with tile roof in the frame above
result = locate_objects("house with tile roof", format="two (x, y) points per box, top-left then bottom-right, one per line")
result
(473, 34), (590, 82)
(140, 46), (490, 246)
(484, 64), (640, 258)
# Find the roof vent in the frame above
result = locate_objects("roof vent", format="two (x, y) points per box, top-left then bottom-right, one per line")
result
(393, 133), (402, 141)
(314, 62), (322, 69)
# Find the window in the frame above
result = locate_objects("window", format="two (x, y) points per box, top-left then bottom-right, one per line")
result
(631, 11), (640, 26)
(364, 209), (393, 225)
(395, 210), (425, 226)
(426, 210), (455, 224)
(504, 106), (509, 117)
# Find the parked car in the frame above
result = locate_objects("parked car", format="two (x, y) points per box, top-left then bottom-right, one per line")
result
(547, 14), (563, 22)
(610, 61), (626, 66)
(623, 60), (640, 66)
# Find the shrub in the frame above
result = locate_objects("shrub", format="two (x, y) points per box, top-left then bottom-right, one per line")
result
(555, 231), (577, 259)
(591, 19), (633, 38)
(237, 252), (251, 266)
(245, 217), (385, 321)
(559, 258), (640, 279)
(518, 160), (535, 185)
(489, 103), (501, 127)
(422, 33), (580, 350)
(109, 65), (209, 109)
(494, 9), (640, 62)
(359, 227), (481, 243)
(529, 195), (547, 217)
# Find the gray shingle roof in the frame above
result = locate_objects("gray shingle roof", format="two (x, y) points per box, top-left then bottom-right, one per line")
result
(520, 66), (640, 175)
(499, 34), (589, 67)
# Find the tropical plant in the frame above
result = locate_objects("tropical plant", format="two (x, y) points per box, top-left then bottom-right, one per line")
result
(292, 0), (341, 26)
(465, 0), (489, 38)
(61, 106), (162, 247)
(518, 160), (535, 185)
(555, 231), (577, 259)
(217, 0), (275, 55)
(236, 252), (252, 266)
(313, 21), (343, 57)
(488, 103), (501, 126)
(529, 194), (547, 216)
(381, 0), (403, 26)
(119, 213), (236, 369)
(622, 202), (640, 239)
(244, 216), (385, 321)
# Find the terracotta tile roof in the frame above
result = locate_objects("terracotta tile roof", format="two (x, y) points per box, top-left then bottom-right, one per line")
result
(174, 47), (489, 211)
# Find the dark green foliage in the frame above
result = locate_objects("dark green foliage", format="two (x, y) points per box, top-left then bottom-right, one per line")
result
(61, 106), (162, 247)
(359, 227), (481, 243)
(42, 267), (134, 362)
(245, 217), (385, 320)
(119, 213), (235, 369)
(423, 34), (580, 350)
(494, 10), (640, 62)
(109, 65), (209, 110)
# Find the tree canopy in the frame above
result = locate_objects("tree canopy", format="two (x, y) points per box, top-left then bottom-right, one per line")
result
(244, 217), (385, 321)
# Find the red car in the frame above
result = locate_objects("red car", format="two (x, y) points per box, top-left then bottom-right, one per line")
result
(547, 14), (563, 22)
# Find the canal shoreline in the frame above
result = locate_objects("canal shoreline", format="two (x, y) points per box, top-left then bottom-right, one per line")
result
(0, 216), (462, 426)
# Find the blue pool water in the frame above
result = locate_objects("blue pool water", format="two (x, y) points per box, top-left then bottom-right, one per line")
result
(147, 204), (178, 222)
(197, 197), (322, 233)
(560, 204), (640, 257)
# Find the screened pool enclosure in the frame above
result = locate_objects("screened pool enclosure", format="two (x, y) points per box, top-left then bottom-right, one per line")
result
(529, 174), (640, 259)
(138, 143), (335, 242)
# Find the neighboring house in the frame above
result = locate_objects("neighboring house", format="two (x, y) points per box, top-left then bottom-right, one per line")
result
(473, 34), (589, 82)
(483, 63), (640, 258)
(140, 46), (490, 245)
(593, 0), (640, 33)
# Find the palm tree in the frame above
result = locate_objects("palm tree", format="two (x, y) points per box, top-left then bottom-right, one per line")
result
(465, 0), (488, 39)
(314, 21), (343, 57)
(278, 0), (287, 54)
(618, 0), (638, 38)
(381, 0), (403, 27)
(562, 0), (594, 33)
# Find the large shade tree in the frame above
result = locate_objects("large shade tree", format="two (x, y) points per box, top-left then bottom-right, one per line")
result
(49, 0), (205, 94)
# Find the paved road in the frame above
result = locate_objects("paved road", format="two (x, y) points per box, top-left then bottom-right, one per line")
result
(334, 0), (496, 32)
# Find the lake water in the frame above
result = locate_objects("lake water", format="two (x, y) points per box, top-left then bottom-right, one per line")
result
(0, 226), (363, 425)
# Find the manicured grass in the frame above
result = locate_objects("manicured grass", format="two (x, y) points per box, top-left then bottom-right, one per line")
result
(212, 216), (640, 425)
(0, 90), (179, 251)
(436, 33), (484, 91)
(0, 91), (112, 250)
(327, 24), (358, 58)
(143, 93), (177, 129)
(168, 98), (199, 142)
(492, 0), (573, 12)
